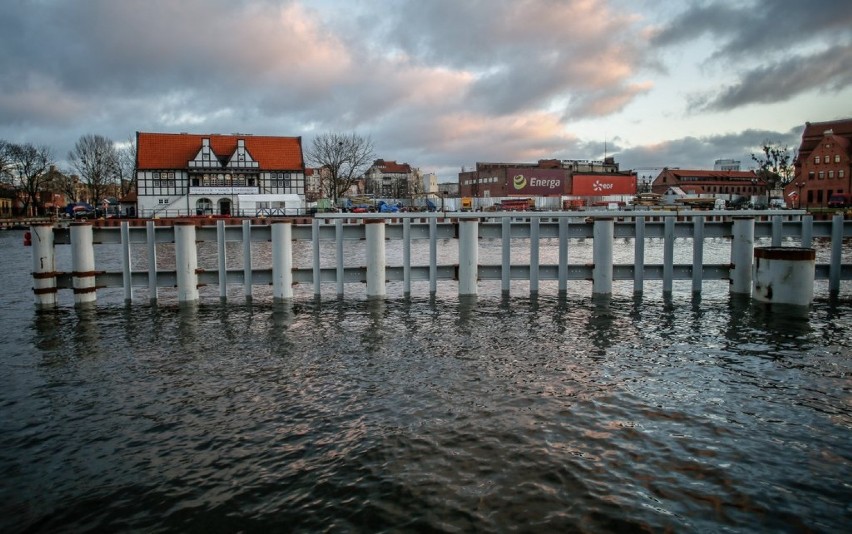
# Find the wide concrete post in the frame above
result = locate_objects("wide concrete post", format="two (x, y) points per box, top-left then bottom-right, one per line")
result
(730, 216), (755, 295)
(271, 220), (293, 300)
(70, 222), (97, 306)
(365, 218), (386, 298)
(753, 247), (815, 306)
(174, 221), (199, 303)
(458, 218), (479, 296)
(31, 223), (57, 308)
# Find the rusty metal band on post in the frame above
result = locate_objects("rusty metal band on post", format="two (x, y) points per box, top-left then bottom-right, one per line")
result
(71, 270), (100, 278)
(73, 286), (98, 295)
(33, 287), (58, 295)
(32, 271), (59, 279)
(754, 247), (815, 261)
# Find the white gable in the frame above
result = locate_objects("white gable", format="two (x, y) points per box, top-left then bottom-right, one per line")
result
(188, 138), (222, 168)
(226, 139), (259, 169)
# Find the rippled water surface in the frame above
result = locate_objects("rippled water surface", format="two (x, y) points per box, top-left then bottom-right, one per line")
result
(2, 229), (851, 532)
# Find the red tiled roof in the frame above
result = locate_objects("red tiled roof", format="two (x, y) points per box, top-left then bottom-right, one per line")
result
(374, 159), (411, 173)
(668, 169), (757, 180)
(136, 132), (303, 170)
(798, 118), (852, 156)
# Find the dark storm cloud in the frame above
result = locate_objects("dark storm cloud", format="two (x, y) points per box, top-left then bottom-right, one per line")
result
(696, 45), (852, 111)
(613, 127), (802, 170)
(653, 0), (852, 109)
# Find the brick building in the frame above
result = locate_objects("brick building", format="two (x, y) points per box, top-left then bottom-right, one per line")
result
(651, 169), (763, 200)
(785, 118), (852, 208)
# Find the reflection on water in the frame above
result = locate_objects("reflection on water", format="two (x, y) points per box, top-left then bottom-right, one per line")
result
(1, 222), (851, 532)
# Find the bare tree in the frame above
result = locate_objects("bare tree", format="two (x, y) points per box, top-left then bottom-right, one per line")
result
(115, 136), (137, 197)
(751, 141), (795, 189)
(69, 134), (118, 204)
(8, 142), (54, 216)
(0, 139), (13, 185)
(305, 132), (375, 204)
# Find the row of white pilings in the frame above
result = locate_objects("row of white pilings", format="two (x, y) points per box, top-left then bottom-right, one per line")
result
(28, 212), (847, 307)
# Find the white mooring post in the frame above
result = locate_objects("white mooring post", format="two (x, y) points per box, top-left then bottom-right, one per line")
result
(120, 221), (132, 303)
(730, 216), (755, 295)
(365, 218), (386, 298)
(753, 247), (815, 306)
(633, 216), (645, 294)
(70, 222), (97, 306)
(216, 220), (227, 300)
(502, 217), (511, 294)
(458, 219), (479, 296)
(592, 218), (614, 295)
(31, 223), (57, 308)
(271, 220), (293, 301)
(174, 221), (199, 303)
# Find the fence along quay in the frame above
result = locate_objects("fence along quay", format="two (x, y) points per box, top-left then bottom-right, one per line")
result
(28, 210), (852, 307)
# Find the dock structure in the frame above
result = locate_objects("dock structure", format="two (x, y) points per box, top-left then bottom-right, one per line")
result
(29, 210), (852, 307)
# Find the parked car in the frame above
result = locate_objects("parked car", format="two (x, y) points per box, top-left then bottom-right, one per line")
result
(828, 193), (851, 208)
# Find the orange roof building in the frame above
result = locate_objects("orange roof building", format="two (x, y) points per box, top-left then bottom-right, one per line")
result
(135, 132), (305, 217)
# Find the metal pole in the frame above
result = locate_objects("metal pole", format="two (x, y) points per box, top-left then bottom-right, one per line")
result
(529, 216), (540, 294)
(312, 218), (321, 297)
(692, 215), (704, 294)
(502, 216), (511, 295)
(217, 219), (227, 300)
(458, 218), (478, 296)
(558, 217), (569, 294)
(365, 218), (386, 298)
(120, 221), (132, 303)
(271, 220), (293, 300)
(147, 221), (158, 303)
(633, 216), (645, 294)
(730, 216), (755, 295)
(829, 212), (843, 296)
(242, 219), (252, 300)
(174, 221), (199, 303)
(592, 218), (613, 295)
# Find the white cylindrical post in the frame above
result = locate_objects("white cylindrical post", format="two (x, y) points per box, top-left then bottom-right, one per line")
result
(271, 220), (293, 301)
(458, 219), (479, 296)
(730, 216), (755, 295)
(592, 218), (613, 295)
(753, 247), (815, 306)
(31, 223), (57, 308)
(174, 221), (199, 303)
(365, 219), (386, 298)
(429, 217), (437, 295)
(70, 222), (97, 306)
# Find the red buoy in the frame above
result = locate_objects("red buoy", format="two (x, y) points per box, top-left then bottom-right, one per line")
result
(23, 231), (32, 247)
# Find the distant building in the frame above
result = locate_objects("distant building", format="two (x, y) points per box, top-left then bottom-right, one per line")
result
(458, 158), (633, 198)
(364, 159), (421, 198)
(785, 118), (852, 208)
(135, 132), (305, 217)
(651, 168), (763, 199)
(714, 159), (741, 171)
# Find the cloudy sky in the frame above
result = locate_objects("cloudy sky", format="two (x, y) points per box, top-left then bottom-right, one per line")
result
(1, 0), (850, 181)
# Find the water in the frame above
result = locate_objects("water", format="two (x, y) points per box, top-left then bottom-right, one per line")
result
(2, 228), (851, 532)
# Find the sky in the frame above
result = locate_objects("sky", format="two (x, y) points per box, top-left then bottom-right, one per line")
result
(1, 0), (850, 183)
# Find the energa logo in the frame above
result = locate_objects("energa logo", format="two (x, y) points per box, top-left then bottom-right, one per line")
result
(513, 174), (527, 190)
